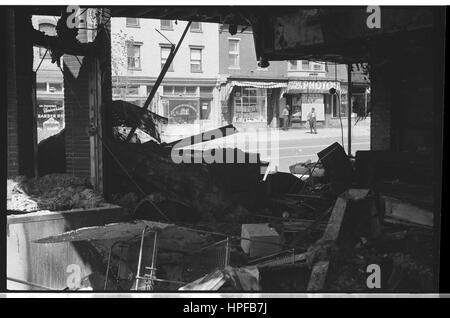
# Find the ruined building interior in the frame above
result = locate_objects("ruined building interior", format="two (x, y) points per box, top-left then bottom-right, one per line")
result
(4, 6), (445, 292)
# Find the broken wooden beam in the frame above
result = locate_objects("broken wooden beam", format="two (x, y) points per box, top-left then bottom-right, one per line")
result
(163, 124), (238, 149)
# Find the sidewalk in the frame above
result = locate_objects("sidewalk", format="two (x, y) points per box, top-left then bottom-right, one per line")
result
(162, 118), (370, 148)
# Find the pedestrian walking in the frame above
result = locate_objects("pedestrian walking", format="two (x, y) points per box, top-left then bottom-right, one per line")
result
(281, 105), (290, 130)
(307, 108), (317, 134)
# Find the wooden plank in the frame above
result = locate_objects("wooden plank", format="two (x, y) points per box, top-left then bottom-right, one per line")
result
(320, 196), (348, 242)
(383, 195), (433, 227)
(307, 260), (330, 291)
(7, 205), (124, 224)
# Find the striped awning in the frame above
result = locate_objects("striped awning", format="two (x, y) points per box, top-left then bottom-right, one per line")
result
(231, 81), (288, 89)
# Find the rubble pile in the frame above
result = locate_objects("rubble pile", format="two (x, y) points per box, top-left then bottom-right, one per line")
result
(7, 173), (105, 213)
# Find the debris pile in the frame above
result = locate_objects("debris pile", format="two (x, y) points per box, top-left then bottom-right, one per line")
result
(30, 117), (435, 292)
(7, 173), (106, 213)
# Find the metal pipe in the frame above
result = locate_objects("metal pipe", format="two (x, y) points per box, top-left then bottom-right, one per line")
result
(135, 226), (148, 291)
(347, 64), (352, 156)
(149, 230), (159, 290)
(104, 245), (113, 290)
(224, 236), (230, 268)
(7, 277), (53, 290)
(125, 21), (192, 142)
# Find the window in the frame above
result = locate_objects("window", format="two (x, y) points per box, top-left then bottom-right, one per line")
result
(312, 62), (325, 72)
(160, 20), (173, 30)
(38, 23), (56, 59)
(127, 44), (141, 69)
(233, 87), (267, 123)
(36, 82), (47, 91)
(190, 22), (202, 32)
(301, 60), (310, 70)
(228, 39), (240, 68)
(190, 48), (202, 73)
(48, 83), (63, 92)
(163, 86), (174, 95)
(160, 46), (173, 71)
(126, 18), (140, 27)
(126, 86), (139, 95)
(288, 60), (298, 71)
(163, 86), (198, 96)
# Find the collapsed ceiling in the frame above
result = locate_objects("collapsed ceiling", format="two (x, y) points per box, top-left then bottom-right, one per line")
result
(28, 6), (438, 64)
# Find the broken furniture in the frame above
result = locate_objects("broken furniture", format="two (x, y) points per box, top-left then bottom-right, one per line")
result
(241, 224), (282, 258)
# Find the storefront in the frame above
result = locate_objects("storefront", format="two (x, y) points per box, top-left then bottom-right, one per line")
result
(221, 80), (287, 128)
(285, 80), (342, 128)
(36, 98), (65, 141)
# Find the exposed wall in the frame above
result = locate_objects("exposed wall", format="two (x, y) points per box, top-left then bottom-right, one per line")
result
(7, 9), (37, 178)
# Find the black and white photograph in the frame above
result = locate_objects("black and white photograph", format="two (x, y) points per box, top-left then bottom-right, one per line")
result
(1, 1), (446, 298)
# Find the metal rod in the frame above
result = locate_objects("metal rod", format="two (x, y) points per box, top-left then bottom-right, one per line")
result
(125, 21), (192, 142)
(104, 245), (113, 290)
(7, 277), (53, 290)
(224, 236), (230, 268)
(135, 226), (148, 291)
(149, 230), (159, 290)
(347, 64), (352, 156)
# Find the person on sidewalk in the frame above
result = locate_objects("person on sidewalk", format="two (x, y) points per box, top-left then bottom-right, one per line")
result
(307, 108), (317, 134)
(281, 105), (290, 130)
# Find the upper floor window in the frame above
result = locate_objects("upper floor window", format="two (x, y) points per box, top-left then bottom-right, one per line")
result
(126, 17), (140, 27)
(228, 39), (240, 69)
(38, 23), (56, 59)
(160, 46), (174, 72)
(190, 48), (202, 73)
(312, 62), (326, 71)
(288, 60), (326, 72)
(288, 60), (297, 71)
(301, 60), (310, 70)
(161, 20), (173, 30)
(127, 44), (141, 70)
(190, 22), (202, 32)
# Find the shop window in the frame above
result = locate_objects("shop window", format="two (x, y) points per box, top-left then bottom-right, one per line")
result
(163, 86), (174, 95)
(161, 20), (173, 30)
(228, 39), (240, 69)
(160, 46), (174, 71)
(332, 94), (349, 118)
(191, 22), (202, 32)
(126, 18), (140, 27)
(174, 86), (185, 95)
(200, 86), (214, 94)
(190, 48), (202, 73)
(127, 44), (141, 70)
(233, 87), (267, 123)
(185, 86), (197, 95)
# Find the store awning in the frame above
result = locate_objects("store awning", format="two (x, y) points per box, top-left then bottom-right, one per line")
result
(287, 80), (341, 94)
(231, 81), (287, 89)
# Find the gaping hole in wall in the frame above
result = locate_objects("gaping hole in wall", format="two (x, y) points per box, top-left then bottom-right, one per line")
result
(109, 18), (371, 173)
(32, 15), (67, 176)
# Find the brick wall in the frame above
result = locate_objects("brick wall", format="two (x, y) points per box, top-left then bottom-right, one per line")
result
(7, 9), (18, 177)
(7, 9), (36, 178)
(63, 25), (92, 179)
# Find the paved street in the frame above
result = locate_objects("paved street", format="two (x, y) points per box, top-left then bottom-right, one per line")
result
(266, 133), (370, 172)
(171, 120), (371, 173)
